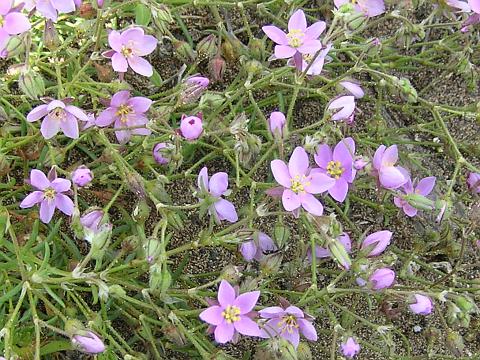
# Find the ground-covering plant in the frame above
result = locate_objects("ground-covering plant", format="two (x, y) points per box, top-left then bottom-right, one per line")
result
(0, 0), (479, 359)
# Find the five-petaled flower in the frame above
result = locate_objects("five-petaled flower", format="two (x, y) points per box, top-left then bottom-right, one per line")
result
(0, 1), (31, 55)
(197, 167), (238, 223)
(271, 146), (335, 217)
(313, 138), (356, 202)
(199, 280), (261, 344)
(103, 27), (157, 77)
(259, 305), (318, 349)
(27, 99), (90, 139)
(20, 169), (74, 223)
(262, 9), (325, 60)
(24, 0), (77, 22)
(372, 144), (408, 189)
(96, 90), (152, 144)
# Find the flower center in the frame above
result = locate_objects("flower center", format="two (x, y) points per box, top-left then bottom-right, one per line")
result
(278, 315), (299, 333)
(327, 160), (344, 179)
(0, 16), (4, 27)
(121, 46), (133, 57)
(290, 174), (310, 194)
(222, 305), (241, 324)
(51, 108), (66, 121)
(287, 29), (305, 48)
(116, 104), (133, 123)
(44, 187), (56, 200)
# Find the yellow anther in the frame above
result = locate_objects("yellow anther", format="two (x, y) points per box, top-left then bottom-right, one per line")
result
(221, 305), (241, 324)
(287, 29), (305, 48)
(327, 160), (344, 179)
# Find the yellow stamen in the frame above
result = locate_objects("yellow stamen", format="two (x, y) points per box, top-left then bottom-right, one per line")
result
(290, 174), (310, 194)
(221, 305), (241, 324)
(116, 104), (133, 123)
(44, 188), (56, 200)
(277, 315), (299, 334)
(121, 46), (133, 57)
(327, 160), (344, 180)
(287, 29), (305, 48)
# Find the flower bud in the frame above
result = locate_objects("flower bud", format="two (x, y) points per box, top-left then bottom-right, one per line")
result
(43, 20), (60, 50)
(97, 0), (104, 8)
(467, 172), (480, 193)
(208, 55), (226, 82)
(368, 268), (395, 290)
(80, 209), (104, 233)
(152, 142), (171, 165)
(86, 223), (112, 259)
(144, 238), (162, 263)
(199, 93), (224, 109)
(72, 165), (93, 187)
(72, 331), (106, 354)
(248, 37), (265, 61)
(108, 284), (126, 298)
(18, 69), (45, 100)
(3, 34), (25, 58)
(445, 330), (465, 356)
(179, 75), (209, 104)
(268, 111), (286, 138)
(196, 34), (217, 60)
(180, 114), (203, 140)
(353, 156), (368, 170)
(408, 294), (433, 315)
(327, 236), (351, 270)
(173, 40), (196, 63)
(360, 230), (392, 257)
(340, 337), (360, 358)
(133, 199), (150, 225)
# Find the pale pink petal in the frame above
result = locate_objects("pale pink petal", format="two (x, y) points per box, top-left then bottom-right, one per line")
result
(27, 105), (49, 122)
(36, 0), (58, 21)
(30, 169), (50, 190)
(340, 81), (364, 99)
(415, 177), (436, 196)
(373, 145), (386, 170)
(51, 0), (75, 13)
(0, 1), (12, 16)
(108, 30), (123, 52)
(305, 173), (335, 194)
(297, 40), (322, 54)
(217, 280), (235, 307)
(240, 241), (257, 262)
(128, 97), (152, 113)
(298, 319), (317, 341)
(403, 204), (418, 217)
(95, 108), (117, 127)
(213, 199), (238, 223)
(271, 159), (292, 188)
(120, 27), (145, 43)
(39, 199), (55, 223)
(259, 306), (285, 319)
(262, 25), (288, 45)
(274, 45), (296, 59)
(209, 172), (229, 197)
(314, 144), (333, 169)
(288, 9), (307, 32)
(20, 191), (44, 208)
(214, 322), (234, 344)
(55, 194), (73, 215)
(328, 178), (349, 202)
(300, 193), (324, 216)
(51, 178), (71, 192)
(59, 113), (79, 139)
(379, 166), (406, 189)
(65, 105), (89, 121)
(0, 29), (9, 52)
(111, 90), (130, 107)
(288, 146), (309, 177)
(128, 56), (153, 77)
(4, 13), (31, 35)
(469, 0), (480, 13)
(233, 291), (260, 314)
(198, 167), (209, 190)
(381, 145), (398, 166)
(134, 35), (157, 56)
(199, 305), (224, 326)
(305, 21), (326, 39)
(234, 317), (261, 337)
(112, 52), (128, 73)
(282, 328), (300, 348)
(282, 189), (301, 211)
(40, 115), (60, 139)
(47, 100), (65, 111)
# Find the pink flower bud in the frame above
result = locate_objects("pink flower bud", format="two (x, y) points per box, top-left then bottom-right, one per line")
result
(152, 142), (170, 165)
(369, 268), (395, 290)
(97, 0), (104, 8)
(409, 294), (433, 315)
(180, 75), (209, 104)
(80, 210), (104, 233)
(467, 172), (480, 193)
(180, 114), (203, 140)
(340, 337), (360, 358)
(354, 156), (368, 170)
(360, 230), (392, 257)
(72, 166), (93, 187)
(72, 331), (106, 354)
(268, 111), (286, 137)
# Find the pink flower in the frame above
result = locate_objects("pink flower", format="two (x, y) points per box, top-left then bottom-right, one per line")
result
(199, 280), (261, 344)
(103, 27), (157, 77)
(372, 144), (408, 189)
(327, 95), (356, 122)
(72, 166), (93, 187)
(24, 0), (76, 21)
(287, 43), (333, 75)
(180, 114), (203, 140)
(394, 176), (436, 217)
(259, 305), (317, 348)
(96, 90), (152, 144)
(180, 75), (209, 104)
(368, 268), (395, 290)
(467, 172), (480, 193)
(334, 0), (386, 17)
(239, 232), (277, 262)
(271, 147), (335, 216)
(340, 337), (361, 358)
(72, 331), (105, 354)
(313, 138), (356, 202)
(198, 167), (238, 223)
(0, 1), (31, 55)
(27, 99), (89, 139)
(268, 111), (286, 138)
(409, 294), (433, 315)
(360, 230), (392, 256)
(80, 209), (104, 233)
(262, 9), (325, 60)
(20, 169), (74, 223)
